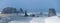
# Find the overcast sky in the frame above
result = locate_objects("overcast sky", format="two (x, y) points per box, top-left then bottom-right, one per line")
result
(0, 0), (59, 12)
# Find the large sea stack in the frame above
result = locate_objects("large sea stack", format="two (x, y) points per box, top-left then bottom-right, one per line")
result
(48, 8), (56, 17)
(1, 7), (17, 14)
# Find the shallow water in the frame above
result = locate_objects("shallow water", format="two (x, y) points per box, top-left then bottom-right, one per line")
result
(8, 17), (46, 23)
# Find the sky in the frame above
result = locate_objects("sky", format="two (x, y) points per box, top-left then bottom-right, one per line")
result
(0, 0), (59, 12)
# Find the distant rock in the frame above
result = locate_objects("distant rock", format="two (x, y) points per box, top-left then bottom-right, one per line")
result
(1, 7), (17, 14)
(24, 10), (28, 17)
(40, 12), (43, 15)
(18, 8), (24, 13)
(48, 8), (56, 17)
(30, 14), (35, 17)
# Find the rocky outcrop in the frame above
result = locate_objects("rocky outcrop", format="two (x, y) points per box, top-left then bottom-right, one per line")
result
(18, 8), (24, 13)
(24, 10), (28, 17)
(48, 8), (56, 17)
(1, 7), (17, 14)
(30, 14), (35, 17)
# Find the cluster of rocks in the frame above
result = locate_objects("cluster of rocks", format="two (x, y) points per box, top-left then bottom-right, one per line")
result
(0, 7), (57, 23)
(24, 10), (35, 17)
(1, 7), (57, 17)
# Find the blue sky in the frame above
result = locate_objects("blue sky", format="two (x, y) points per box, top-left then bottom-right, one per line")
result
(0, 0), (59, 12)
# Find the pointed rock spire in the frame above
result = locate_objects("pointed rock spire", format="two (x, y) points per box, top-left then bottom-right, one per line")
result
(24, 10), (28, 17)
(18, 8), (24, 13)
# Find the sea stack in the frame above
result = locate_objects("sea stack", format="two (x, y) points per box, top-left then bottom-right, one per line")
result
(48, 8), (56, 17)
(24, 10), (28, 17)
(1, 7), (17, 14)
(18, 8), (24, 13)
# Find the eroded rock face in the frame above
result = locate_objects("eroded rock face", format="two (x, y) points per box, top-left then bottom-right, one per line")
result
(18, 8), (24, 13)
(48, 8), (56, 17)
(1, 7), (17, 14)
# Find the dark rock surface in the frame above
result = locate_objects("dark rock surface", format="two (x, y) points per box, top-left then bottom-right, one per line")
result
(18, 8), (24, 13)
(48, 8), (56, 17)
(1, 7), (17, 14)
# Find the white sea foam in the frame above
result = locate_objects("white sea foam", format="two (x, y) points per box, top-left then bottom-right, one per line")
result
(45, 13), (60, 23)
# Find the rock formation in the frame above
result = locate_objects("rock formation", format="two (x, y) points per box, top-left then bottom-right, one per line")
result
(24, 10), (28, 17)
(48, 8), (56, 17)
(1, 7), (17, 14)
(18, 8), (24, 13)
(30, 14), (35, 17)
